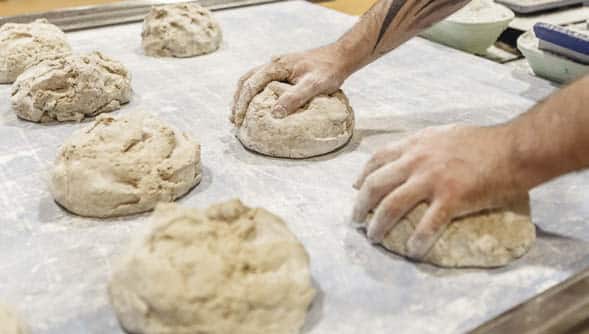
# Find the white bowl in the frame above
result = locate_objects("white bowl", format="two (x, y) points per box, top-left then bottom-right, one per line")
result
(421, 1), (514, 55)
(517, 30), (589, 84)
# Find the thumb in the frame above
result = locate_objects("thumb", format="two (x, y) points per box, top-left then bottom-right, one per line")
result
(272, 78), (323, 118)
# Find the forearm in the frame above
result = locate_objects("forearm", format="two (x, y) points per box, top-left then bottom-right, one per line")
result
(332, 0), (470, 76)
(504, 75), (589, 190)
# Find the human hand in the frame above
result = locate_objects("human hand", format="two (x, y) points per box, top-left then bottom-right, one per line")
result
(352, 124), (530, 260)
(231, 44), (352, 126)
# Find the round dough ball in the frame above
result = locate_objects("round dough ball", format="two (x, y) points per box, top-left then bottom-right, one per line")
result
(108, 200), (316, 334)
(11, 52), (132, 123)
(369, 200), (535, 267)
(236, 82), (355, 158)
(0, 304), (29, 334)
(50, 112), (201, 218)
(142, 3), (222, 57)
(0, 19), (71, 84)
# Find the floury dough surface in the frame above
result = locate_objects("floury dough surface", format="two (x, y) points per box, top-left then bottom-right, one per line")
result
(142, 3), (222, 57)
(0, 19), (71, 84)
(0, 304), (29, 334)
(108, 200), (316, 334)
(236, 82), (354, 158)
(369, 200), (536, 267)
(11, 52), (131, 123)
(50, 112), (201, 218)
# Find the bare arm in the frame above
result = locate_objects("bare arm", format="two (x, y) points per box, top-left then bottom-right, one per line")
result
(507, 75), (589, 190)
(335, 0), (470, 75)
(353, 75), (589, 259)
(231, 0), (470, 125)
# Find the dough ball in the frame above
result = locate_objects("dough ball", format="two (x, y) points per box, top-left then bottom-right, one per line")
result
(50, 112), (201, 218)
(0, 304), (29, 334)
(0, 18), (71, 84)
(236, 82), (355, 158)
(108, 200), (316, 334)
(11, 51), (132, 123)
(142, 3), (222, 57)
(368, 200), (536, 267)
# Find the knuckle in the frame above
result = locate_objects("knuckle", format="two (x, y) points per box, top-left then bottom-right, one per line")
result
(372, 149), (391, 163)
(280, 93), (299, 107)
(405, 151), (428, 169)
(384, 200), (402, 217)
(363, 175), (381, 196)
(435, 177), (466, 202)
(308, 79), (325, 91)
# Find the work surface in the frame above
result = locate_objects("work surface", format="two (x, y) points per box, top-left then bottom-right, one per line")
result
(1, 1), (589, 333)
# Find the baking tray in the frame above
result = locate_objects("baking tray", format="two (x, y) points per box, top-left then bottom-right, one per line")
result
(1, 1), (588, 333)
(471, 267), (589, 333)
(0, 0), (288, 31)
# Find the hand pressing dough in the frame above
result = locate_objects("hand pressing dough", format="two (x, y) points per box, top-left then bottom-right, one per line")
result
(50, 112), (201, 218)
(0, 304), (30, 334)
(108, 200), (316, 334)
(12, 52), (131, 123)
(236, 81), (354, 158)
(367, 200), (535, 267)
(142, 3), (222, 57)
(0, 19), (71, 84)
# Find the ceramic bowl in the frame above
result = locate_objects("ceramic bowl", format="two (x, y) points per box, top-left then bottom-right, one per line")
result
(421, 2), (514, 55)
(518, 30), (589, 84)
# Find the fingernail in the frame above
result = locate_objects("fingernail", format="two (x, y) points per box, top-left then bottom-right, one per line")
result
(406, 234), (431, 260)
(272, 105), (287, 118)
(351, 205), (365, 223)
(366, 226), (384, 244)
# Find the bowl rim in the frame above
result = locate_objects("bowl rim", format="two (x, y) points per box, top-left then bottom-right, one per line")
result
(446, 3), (515, 25)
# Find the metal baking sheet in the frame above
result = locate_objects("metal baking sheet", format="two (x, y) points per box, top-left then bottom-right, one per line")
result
(0, 0), (288, 32)
(496, 0), (587, 14)
(472, 267), (589, 333)
(1, 1), (588, 333)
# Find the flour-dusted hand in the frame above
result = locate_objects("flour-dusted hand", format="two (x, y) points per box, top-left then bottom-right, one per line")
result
(230, 0), (475, 127)
(230, 44), (352, 126)
(352, 124), (531, 259)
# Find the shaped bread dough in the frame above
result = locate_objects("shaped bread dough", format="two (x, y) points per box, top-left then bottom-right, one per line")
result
(108, 200), (316, 334)
(50, 112), (201, 218)
(367, 199), (535, 267)
(0, 19), (71, 84)
(0, 304), (29, 334)
(142, 3), (222, 57)
(11, 52), (131, 123)
(236, 81), (354, 158)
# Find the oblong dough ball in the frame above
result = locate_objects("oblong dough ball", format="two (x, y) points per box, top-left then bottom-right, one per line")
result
(0, 18), (71, 84)
(108, 200), (316, 334)
(0, 304), (29, 334)
(236, 81), (355, 158)
(11, 52), (131, 123)
(142, 3), (222, 57)
(50, 112), (201, 218)
(368, 199), (536, 268)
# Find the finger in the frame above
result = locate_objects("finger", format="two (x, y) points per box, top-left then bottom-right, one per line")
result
(266, 81), (291, 95)
(352, 156), (411, 223)
(367, 179), (426, 243)
(231, 66), (261, 124)
(272, 77), (325, 118)
(406, 201), (451, 260)
(233, 66), (260, 108)
(353, 142), (405, 190)
(233, 63), (289, 126)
